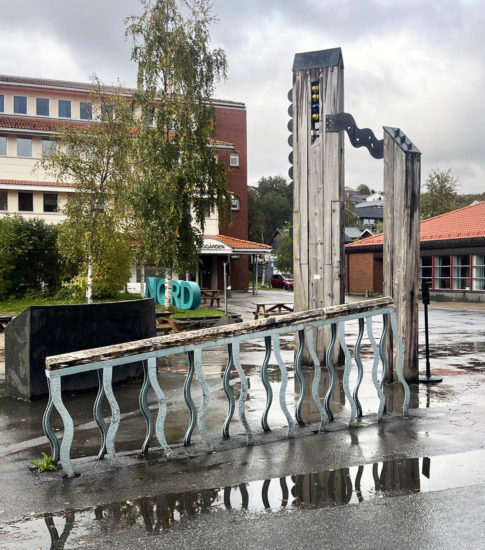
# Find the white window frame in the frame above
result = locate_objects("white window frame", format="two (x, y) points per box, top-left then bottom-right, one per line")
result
(230, 152), (240, 167)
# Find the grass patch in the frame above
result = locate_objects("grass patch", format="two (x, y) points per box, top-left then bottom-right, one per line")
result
(156, 305), (223, 318)
(0, 292), (143, 316)
(0, 292), (224, 318)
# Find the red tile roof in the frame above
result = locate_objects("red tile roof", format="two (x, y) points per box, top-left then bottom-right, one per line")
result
(0, 179), (75, 188)
(206, 234), (272, 251)
(346, 201), (485, 249)
(0, 114), (92, 133)
(0, 114), (234, 148)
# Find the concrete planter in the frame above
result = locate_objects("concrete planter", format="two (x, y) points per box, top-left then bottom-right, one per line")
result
(5, 299), (156, 400)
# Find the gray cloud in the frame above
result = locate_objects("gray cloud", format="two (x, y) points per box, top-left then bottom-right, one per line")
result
(1, 0), (484, 192)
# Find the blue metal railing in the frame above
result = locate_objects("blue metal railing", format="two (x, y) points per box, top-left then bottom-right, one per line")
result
(43, 297), (409, 477)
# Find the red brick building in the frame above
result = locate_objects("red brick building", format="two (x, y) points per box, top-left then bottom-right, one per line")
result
(0, 75), (269, 291)
(345, 202), (485, 302)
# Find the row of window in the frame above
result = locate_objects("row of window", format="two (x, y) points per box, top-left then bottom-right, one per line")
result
(0, 190), (58, 213)
(0, 93), (94, 120)
(0, 135), (56, 157)
(420, 255), (485, 292)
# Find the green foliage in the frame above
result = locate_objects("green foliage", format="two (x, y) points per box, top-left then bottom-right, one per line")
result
(0, 215), (66, 299)
(274, 226), (293, 273)
(125, 0), (231, 276)
(41, 78), (134, 301)
(57, 224), (131, 299)
(421, 169), (459, 219)
(356, 184), (371, 195)
(30, 452), (57, 472)
(248, 176), (292, 243)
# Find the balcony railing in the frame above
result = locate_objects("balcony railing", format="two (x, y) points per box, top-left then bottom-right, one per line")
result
(43, 296), (409, 478)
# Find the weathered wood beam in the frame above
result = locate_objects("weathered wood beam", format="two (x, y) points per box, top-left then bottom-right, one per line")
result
(46, 297), (393, 370)
(383, 127), (421, 383)
(292, 48), (345, 362)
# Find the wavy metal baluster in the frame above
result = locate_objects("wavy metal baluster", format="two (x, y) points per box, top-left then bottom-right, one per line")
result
(139, 360), (154, 454)
(239, 483), (249, 509)
(294, 329), (306, 426)
(232, 341), (253, 445)
(355, 465), (364, 502)
(262, 479), (271, 509)
(339, 321), (358, 427)
(49, 376), (74, 477)
(353, 318), (365, 418)
(193, 347), (215, 452)
(42, 378), (60, 464)
(222, 344), (235, 440)
(261, 336), (273, 432)
(272, 334), (294, 438)
(147, 357), (172, 455)
(379, 313), (389, 414)
(103, 364), (120, 459)
(390, 311), (410, 416)
(93, 369), (108, 460)
(280, 477), (289, 507)
(366, 316), (386, 421)
(223, 487), (232, 509)
(183, 350), (197, 447)
(305, 327), (328, 431)
(324, 323), (337, 421)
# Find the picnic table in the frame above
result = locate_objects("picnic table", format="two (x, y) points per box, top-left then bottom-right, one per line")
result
(201, 289), (223, 308)
(0, 315), (13, 332)
(155, 311), (178, 334)
(253, 303), (293, 320)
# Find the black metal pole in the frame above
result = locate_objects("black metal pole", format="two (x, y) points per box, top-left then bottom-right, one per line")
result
(419, 281), (442, 384)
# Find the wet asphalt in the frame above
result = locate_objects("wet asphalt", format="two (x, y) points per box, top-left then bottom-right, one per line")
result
(1, 291), (485, 549)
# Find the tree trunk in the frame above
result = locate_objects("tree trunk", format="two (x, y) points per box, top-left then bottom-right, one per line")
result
(140, 265), (145, 298)
(86, 259), (93, 304)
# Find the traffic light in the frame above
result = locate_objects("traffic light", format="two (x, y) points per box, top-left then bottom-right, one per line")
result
(311, 80), (320, 141)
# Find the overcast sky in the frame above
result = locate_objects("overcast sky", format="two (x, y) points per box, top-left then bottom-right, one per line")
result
(1, 0), (484, 193)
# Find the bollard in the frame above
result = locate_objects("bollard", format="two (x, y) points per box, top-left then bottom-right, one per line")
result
(419, 282), (442, 384)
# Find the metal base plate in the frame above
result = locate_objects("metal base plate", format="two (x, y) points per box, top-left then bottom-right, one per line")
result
(419, 375), (443, 384)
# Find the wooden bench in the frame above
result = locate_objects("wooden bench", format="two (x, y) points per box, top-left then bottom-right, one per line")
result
(155, 311), (178, 334)
(253, 303), (293, 320)
(201, 289), (223, 308)
(0, 315), (13, 333)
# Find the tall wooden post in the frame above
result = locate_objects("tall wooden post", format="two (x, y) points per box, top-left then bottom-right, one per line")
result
(291, 48), (345, 361)
(383, 127), (421, 383)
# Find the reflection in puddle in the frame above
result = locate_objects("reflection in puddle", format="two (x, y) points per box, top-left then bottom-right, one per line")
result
(4, 449), (485, 548)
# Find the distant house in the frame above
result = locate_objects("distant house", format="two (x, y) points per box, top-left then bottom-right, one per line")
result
(345, 201), (485, 302)
(354, 200), (384, 231)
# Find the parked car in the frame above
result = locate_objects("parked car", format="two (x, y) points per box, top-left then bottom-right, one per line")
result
(270, 273), (294, 291)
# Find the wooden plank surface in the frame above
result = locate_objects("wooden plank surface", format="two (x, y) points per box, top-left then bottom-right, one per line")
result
(46, 297), (394, 370)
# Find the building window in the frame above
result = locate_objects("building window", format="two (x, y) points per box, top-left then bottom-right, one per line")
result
(36, 98), (49, 116)
(14, 96), (27, 114)
(101, 104), (114, 117)
(230, 152), (239, 167)
(231, 195), (240, 211)
(0, 94), (4, 112)
(0, 136), (6, 156)
(420, 256), (432, 289)
(472, 255), (485, 291)
(58, 100), (71, 118)
(43, 193), (58, 212)
(0, 191), (7, 211)
(80, 102), (93, 120)
(17, 137), (32, 157)
(434, 255), (451, 290)
(452, 255), (471, 290)
(18, 192), (33, 212)
(201, 200), (211, 218)
(42, 139), (57, 157)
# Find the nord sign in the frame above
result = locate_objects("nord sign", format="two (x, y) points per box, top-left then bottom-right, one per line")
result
(145, 278), (201, 310)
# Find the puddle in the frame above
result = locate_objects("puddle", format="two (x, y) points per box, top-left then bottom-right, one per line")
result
(3, 449), (485, 548)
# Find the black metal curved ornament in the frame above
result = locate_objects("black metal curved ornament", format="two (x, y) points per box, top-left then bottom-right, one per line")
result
(326, 113), (383, 159)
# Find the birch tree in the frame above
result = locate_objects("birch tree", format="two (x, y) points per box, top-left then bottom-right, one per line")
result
(125, 0), (231, 306)
(41, 79), (134, 302)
